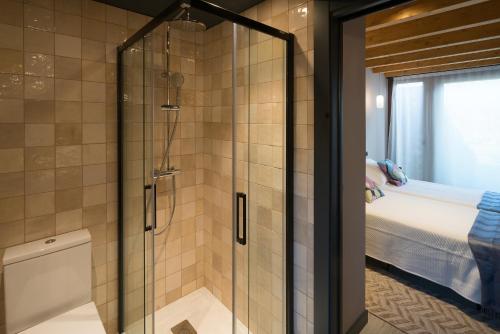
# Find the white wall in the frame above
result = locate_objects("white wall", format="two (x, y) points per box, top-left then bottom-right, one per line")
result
(365, 68), (388, 161)
(342, 16), (367, 333)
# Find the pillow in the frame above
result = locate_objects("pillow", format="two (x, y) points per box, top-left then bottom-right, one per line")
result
(366, 158), (387, 186)
(365, 176), (384, 203)
(377, 159), (408, 186)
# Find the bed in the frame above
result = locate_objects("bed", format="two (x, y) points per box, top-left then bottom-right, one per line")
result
(381, 179), (483, 208)
(365, 188), (482, 304)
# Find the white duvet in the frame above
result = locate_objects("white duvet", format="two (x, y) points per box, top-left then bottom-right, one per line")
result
(381, 179), (483, 207)
(366, 189), (481, 303)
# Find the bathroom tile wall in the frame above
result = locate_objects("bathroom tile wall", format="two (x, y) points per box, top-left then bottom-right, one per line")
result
(199, 20), (234, 310)
(0, 1), (150, 333)
(241, 1), (314, 332)
(148, 23), (206, 310)
(199, 0), (314, 332)
(0, 0), (314, 333)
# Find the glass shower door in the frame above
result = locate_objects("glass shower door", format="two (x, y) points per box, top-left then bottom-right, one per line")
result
(121, 37), (155, 334)
(233, 23), (287, 334)
(233, 23), (250, 334)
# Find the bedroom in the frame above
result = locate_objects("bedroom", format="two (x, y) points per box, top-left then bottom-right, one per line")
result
(362, 0), (500, 333)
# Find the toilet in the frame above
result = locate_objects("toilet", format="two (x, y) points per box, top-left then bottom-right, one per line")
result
(2, 229), (106, 334)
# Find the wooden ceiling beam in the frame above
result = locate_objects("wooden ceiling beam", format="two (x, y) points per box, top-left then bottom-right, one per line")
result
(372, 49), (500, 73)
(384, 58), (500, 77)
(366, 37), (500, 68)
(366, 0), (470, 30)
(366, 0), (500, 47)
(366, 21), (500, 59)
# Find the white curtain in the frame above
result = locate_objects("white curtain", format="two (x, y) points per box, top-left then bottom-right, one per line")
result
(388, 66), (500, 191)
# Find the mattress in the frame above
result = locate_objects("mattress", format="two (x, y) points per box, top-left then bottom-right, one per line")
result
(381, 179), (483, 208)
(366, 190), (481, 303)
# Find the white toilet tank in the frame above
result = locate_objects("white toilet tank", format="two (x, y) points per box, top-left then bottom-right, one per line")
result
(2, 230), (92, 334)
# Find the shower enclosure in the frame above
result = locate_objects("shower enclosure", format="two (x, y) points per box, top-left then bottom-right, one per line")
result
(118, 1), (293, 333)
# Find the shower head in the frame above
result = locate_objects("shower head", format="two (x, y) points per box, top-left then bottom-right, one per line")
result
(167, 8), (206, 32)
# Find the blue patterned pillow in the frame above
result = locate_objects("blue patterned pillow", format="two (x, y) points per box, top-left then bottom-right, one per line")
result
(377, 159), (408, 186)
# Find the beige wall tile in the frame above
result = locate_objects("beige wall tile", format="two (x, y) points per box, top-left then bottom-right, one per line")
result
(106, 23), (126, 44)
(83, 163), (106, 185)
(0, 74), (23, 98)
(0, 172), (24, 199)
(0, 49), (23, 74)
(55, 101), (81, 122)
(82, 0), (106, 21)
(25, 146), (54, 170)
(83, 143), (106, 164)
(55, 56), (82, 80)
(55, 187), (82, 212)
(83, 203), (106, 227)
(0, 1), (23, 27)
(0, 124), (24, 148)
(24, 4), (54, 32)
(82, 18), (106, 42)
(24, 28), (54, 54)
(56, 208), (83, 233)
(25, 123), (54, 146)
(0, 196), (24, 223)
(0, 148), (24, 172)
(55, 34), (81, 58)
(83, 102), (105, 123)
(106, 6), (126, 26)
(25, 169), (55, 194)
(25, 191), (55, 217)
(24, 1), (54, 10)
(0, 219), (24, 248)
(56, 166), (82, 190)
(54, 12), (81, 37)
(82, 81), (105, 102)
(55, 79), (82, 101)
(56, 145), (82, 167)
(83, 184), (106, 207)
(25, 213), (55, 241)
(83, 123), (105, 143)
(82, 60), (105, 82)
(0, 24), (23, 50)
(82, 39), (106, 62)
(24, 76), (54, 101)
(0, 98), (24, 123)
(55, 123), (82, 145)
(55, 0), (81, 16)
(24, 53), (54, 77)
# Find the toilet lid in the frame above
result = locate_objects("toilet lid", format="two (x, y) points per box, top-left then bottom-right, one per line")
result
(20, 302), (106, 334)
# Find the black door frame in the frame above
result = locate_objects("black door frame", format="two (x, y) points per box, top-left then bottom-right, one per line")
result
(313, 1), (412, 333)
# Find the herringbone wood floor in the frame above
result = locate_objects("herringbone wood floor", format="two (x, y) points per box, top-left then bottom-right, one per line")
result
(366, 266), (500, 334)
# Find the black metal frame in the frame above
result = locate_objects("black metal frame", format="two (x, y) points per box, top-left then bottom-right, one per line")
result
(117, 0), (294, 333)
(314, 1), (413, 333)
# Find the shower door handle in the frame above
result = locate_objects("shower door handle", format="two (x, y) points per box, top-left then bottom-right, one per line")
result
(236, 192), (247, 245)
(144, 183), (157, 232)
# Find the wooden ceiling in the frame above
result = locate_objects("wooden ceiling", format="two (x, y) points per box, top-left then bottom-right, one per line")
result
(365, 0), (500, 77)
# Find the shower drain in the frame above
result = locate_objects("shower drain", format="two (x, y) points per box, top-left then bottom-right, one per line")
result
(171, 320), (197, 334)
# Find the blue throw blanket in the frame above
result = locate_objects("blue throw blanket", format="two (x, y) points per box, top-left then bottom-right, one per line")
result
(477, 191), (500, 213)
(469, 192), (500, 312)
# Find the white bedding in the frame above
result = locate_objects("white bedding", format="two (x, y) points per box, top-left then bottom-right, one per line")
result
(366, 190), (481, 303)
(381, 179), (483, 207)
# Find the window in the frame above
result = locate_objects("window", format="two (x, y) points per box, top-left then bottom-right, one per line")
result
(389, 67), (500, 191)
